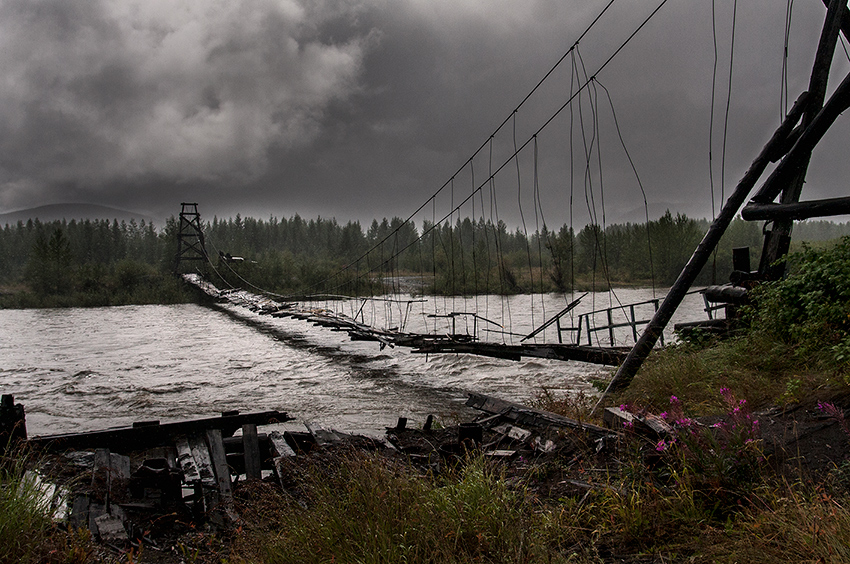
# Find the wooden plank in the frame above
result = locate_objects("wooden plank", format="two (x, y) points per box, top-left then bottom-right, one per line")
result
(30, 409), (292, 452)
(93, 511), (128, 543)
(92, 449), (111, 489)
(304, 422), (343, 445)
(412, 342), (628, 366)
(205, 429), (232, 498)
(268, 430), (296, 458)
(175, 436), (201, 483)
(188, 434), (216, 485)
(241, 424), (262, 480)
(603, 406), (636, 430)
(69, 494), (90, 531)
(466, 393), (610, 435)
(742, 196), (850, 221)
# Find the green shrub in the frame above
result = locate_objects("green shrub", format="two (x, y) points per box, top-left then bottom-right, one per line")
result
(748, 236), (850, 367)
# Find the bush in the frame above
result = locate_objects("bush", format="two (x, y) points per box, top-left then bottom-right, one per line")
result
(748, 236), (850, 367)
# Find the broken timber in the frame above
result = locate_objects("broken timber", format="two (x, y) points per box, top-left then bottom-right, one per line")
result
(466, 392), (611, 437)
(415, 341), (629, 365)
(29, 409), (292, 452)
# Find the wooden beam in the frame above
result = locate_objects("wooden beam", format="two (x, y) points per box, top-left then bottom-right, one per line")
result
(412, 341), (629, 365)
(206, 429), (233, 498)
(751, 70), (850, 205)
(242, 424), (262, 480)
(743, 196), (850, 221)
(466, 392), (610, 435)
(30, 409), (292, 452)
(821, 0), (850, 42)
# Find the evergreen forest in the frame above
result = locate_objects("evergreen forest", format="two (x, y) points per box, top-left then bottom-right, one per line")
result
(1, 211), (848, 308)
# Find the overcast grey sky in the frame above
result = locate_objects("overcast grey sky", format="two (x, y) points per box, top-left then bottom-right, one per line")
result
(0, 0), (847, 228)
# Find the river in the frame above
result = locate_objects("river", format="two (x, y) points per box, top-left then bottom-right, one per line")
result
(0, 289), (708, 437)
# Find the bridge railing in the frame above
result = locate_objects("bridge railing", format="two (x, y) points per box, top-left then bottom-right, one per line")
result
(556, 298), (663, 347)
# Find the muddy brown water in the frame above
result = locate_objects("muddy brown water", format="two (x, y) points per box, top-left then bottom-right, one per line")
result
(0, 290), (707, 437)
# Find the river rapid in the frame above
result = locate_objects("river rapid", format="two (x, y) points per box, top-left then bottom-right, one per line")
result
(0, 289), (707, 437)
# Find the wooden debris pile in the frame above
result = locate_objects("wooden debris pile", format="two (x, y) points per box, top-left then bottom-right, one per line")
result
(7, 390), (643, 551)
(8, 406), (301, 551)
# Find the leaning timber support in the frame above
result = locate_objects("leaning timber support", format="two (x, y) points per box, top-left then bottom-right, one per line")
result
(593, 92), (810, 406)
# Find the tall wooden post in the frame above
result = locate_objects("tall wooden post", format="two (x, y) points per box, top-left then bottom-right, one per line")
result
(758, 0), (846, 277)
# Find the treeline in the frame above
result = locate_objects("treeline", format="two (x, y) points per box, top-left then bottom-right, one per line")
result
(2, 212), (849, 307)
(205, 211), (850, 296)
(0, 218), (184, 307)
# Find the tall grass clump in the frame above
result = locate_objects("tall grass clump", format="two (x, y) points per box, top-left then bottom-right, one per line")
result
(0, 446), (93, 564)
(0, 450), (53, 563)
(255, 452), (560, 564)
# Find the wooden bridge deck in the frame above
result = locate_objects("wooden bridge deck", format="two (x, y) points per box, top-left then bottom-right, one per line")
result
(181, 273), (630, 366)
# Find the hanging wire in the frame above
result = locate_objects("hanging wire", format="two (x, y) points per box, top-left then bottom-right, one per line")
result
(513, 110), (537, 332)
(782, 0), (795, 117)
(596, 79), (657, 297)
(532, 135), (549, 338)
(708, 0), (720, 282)
(299, 0), (667, 299)
(489, 136), (510, 341)
(721, 0), (739, 209)
(311, 0), (673, 342)
(205, 0), (676, 347)
(709, 0), (719, 221)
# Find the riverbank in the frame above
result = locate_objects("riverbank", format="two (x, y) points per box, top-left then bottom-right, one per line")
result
(4, 380), (850, 564)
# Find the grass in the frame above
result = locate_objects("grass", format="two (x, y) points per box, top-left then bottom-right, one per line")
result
(0, 446), (94, 564)
(220, 448), (850, 564)
(238, 453), (555, 564)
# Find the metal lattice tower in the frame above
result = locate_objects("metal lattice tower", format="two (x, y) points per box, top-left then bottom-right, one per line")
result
(174, 203), (208, 274)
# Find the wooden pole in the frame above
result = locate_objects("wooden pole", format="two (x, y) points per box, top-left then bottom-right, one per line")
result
(593, 92), (809, 404)
(742, 195), (850, 221)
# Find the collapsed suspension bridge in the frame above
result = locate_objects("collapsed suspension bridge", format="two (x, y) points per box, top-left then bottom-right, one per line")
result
(176, 0), (850, 395)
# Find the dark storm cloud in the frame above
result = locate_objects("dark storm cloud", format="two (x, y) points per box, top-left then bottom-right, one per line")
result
(0, 0), (372, 214)
(0, 0), (848, 226)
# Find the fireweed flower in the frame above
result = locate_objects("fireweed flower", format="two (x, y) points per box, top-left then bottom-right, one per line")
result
(654, 389), (763, 489)
(817, 401), (850, 439)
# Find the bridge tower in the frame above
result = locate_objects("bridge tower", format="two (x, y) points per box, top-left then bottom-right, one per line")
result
(174, 203), (209, 274)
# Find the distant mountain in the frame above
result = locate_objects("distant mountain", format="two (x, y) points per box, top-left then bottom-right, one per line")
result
(0, 204), (160, 227)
